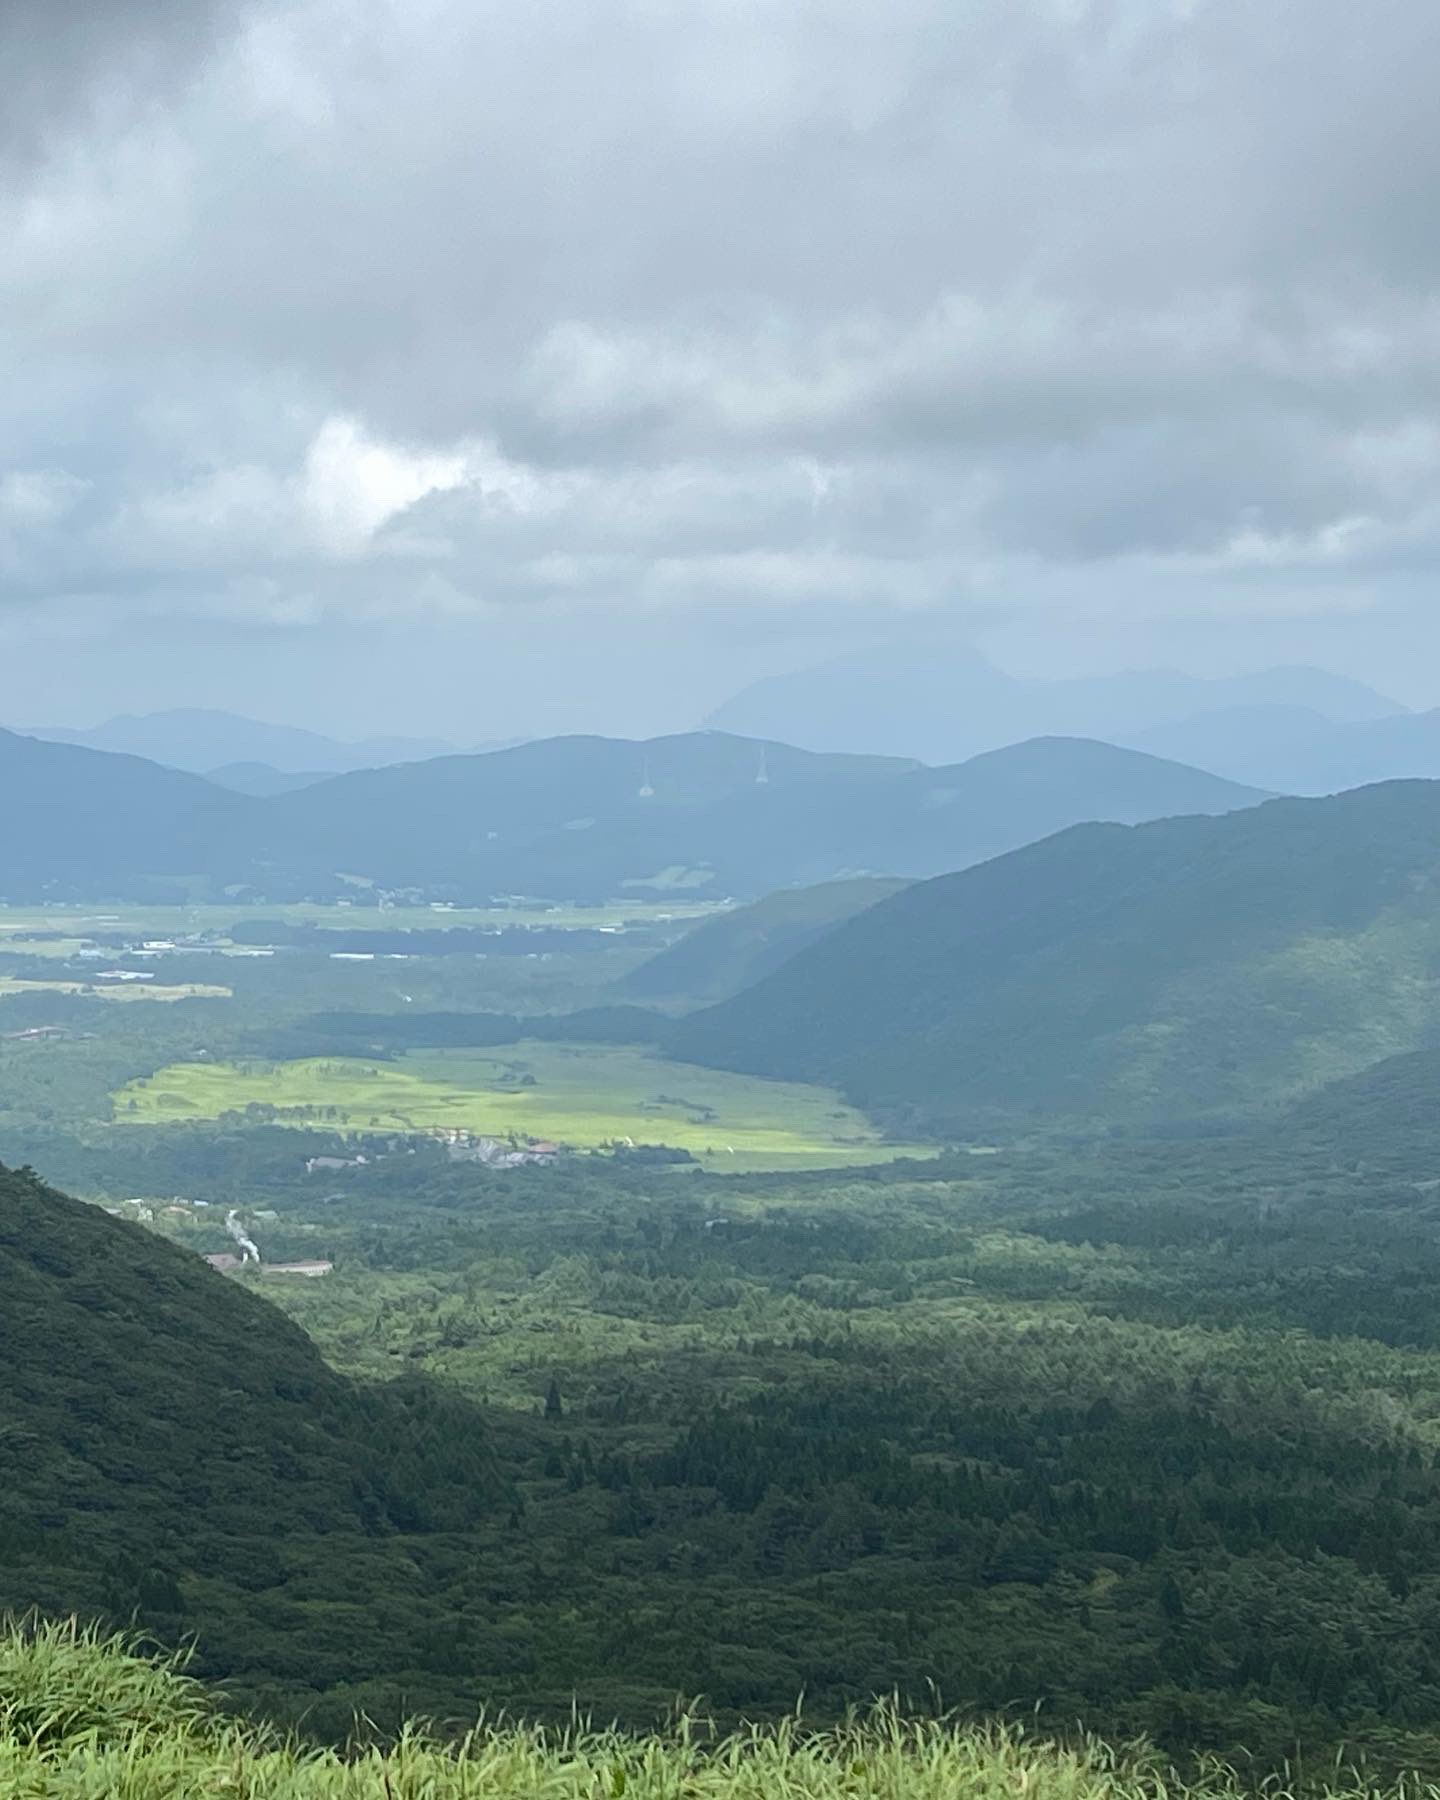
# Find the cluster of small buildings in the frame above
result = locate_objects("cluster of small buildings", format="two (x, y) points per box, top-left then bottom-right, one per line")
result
(436, 1127), (562, 1167)
(103, 1195), (212, 1224)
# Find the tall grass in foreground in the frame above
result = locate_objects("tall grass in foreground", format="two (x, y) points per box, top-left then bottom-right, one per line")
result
(1, 1618), (1437, 1800)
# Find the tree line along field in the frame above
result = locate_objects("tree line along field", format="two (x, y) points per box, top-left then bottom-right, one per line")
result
(112, 1042), (936, 1171)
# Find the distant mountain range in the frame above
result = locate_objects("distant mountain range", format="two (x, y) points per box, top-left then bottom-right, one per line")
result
(1121, 704), (1440, 795)
(705, 648), (1403, 766)
(205, 761), (331, 797)
(23, 664), (1440, 798)
(18, 709), (460, 775)
(673, 778), (1440, 1131)
(0, 729), (251, 896)
(0, 727), (1262, 903)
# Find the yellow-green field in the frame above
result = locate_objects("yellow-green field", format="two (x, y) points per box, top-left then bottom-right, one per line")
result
(0, 977), (232, 1003)
(114, 1042), (932, 1171)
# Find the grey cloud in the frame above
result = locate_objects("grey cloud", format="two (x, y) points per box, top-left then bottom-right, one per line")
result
(0, 0), (253, 163)
(5, 0), (1440, 732)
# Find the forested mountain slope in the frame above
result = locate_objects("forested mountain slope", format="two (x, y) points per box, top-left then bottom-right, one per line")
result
(674, 778), (1440, 1129)
(1276, 1046), (1440, 1170)
(624, 877), (910, 1000)
(23, 708), (454, 774)
(0, 1162), (497, 1720)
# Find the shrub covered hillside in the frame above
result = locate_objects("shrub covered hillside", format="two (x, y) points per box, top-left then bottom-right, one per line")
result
(0, 1619), (1423, 1800)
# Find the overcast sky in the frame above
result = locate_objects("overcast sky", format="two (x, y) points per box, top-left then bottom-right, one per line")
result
(5, 0), (1440, 738)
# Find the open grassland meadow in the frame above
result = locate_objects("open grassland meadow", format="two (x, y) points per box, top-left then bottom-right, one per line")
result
(115, 1042), (930, 1170)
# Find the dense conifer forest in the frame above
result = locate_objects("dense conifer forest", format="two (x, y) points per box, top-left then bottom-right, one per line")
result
(11, 1100), (1440, 1768)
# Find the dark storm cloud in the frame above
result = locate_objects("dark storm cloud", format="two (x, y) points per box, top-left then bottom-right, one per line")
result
(4, 0), (1440, 733)
(0, 0), (252, 162)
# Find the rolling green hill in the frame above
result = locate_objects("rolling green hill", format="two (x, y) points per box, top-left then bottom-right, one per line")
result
(623, 876), (910, 1000)
(674, 778), (1440, 1130)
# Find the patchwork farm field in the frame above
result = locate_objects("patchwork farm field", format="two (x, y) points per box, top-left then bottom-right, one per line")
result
(114, 1042), (931, 1171)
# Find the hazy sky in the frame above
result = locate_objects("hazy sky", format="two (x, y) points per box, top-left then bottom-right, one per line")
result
(5, 0), (1440, 738)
